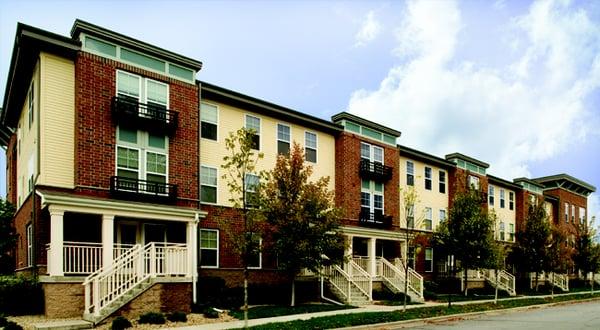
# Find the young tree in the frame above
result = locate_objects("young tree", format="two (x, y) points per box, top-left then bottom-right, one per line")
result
(512, 198), (551, 291)
(483, 211), (506, 304)
(433, 181), (495, 296)
(574, 218), (600, 291)
(220, 127), (264, 327)
(399, 186), (424, 311)
(545, 227), (571, 298)
(259, 143), (345, 306)
(0, 199), (17, 274)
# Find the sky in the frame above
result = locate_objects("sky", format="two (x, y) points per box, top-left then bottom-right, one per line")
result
(1, 0), (599, 229)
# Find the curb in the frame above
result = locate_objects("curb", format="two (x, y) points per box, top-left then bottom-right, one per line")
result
(336, 296), (600, 330)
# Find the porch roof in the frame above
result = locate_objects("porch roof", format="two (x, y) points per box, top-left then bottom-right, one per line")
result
(37, 189), (206, 222)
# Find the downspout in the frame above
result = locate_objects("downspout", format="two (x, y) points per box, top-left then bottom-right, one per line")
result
(194, 81), (202, 304)
(33, 58), (41, 280)
(320, 274), (343, 306)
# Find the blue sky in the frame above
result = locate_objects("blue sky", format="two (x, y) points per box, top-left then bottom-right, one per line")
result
(1, 0), (599, 226)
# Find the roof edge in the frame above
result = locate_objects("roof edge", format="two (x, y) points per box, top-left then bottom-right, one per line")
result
(331, 112), (401, 138)
(445, 152), (490, 168)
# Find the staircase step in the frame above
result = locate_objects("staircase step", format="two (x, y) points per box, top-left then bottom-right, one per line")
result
(34, 320), (92, 330)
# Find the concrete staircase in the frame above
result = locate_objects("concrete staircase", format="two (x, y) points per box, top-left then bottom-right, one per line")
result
(323, 262), (371, 305)
(326, 280), (370, 305)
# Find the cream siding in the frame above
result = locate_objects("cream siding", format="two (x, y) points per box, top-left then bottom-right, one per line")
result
(399, 156), (448, 231)
(38, 52), (75, 189)
(488, 184), (516, 242)
(200, 101), (336, 207)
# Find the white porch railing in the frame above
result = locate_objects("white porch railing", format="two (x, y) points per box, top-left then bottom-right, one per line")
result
(530, 272), (569, 291)
(348, 260), (372, 300)
(113, 243), (135, 259)
(482, 269), (516, 296)
(323, 263), (371, 304)
(393, 258), (424, 300)
(47, 242), (139, 275)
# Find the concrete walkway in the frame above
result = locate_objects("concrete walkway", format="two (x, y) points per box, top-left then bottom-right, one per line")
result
(167, 291), (600, 330)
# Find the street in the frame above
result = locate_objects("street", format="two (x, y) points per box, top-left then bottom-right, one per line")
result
(398, 300), (600, 330)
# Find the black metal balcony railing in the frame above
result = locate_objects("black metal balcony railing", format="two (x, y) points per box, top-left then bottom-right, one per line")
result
(111, 96), (178, 134)
(110, 176), (177, 203)
(359, 208), (392, 228)
(359, 159), (393, 182)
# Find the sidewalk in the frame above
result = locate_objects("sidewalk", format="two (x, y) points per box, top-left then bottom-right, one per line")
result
(169, 291), (599, 330)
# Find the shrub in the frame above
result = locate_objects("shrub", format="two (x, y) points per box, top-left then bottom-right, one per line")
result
(0, 315), (7, 327)
(138, 312), (166, 324)
(3, 321), (23, 330)
(203, 307), (219, 319)
(110, 316), (132, 330)
(0, 276), (44, 315)
(166, 311), (187, 322)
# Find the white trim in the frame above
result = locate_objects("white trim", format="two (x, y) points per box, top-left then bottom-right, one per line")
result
(304, 130), (318, 164)
(425, 247), (433, 272)
(276, 122), (291, 155)
(424, 166), (432, 190)
(200, 165), (219, 205)
(116, 127), (170, 184)
(199, 228), (219, 269)
(360, 142), (384, 165)
(26, 224), (33, 267)
(248, 236), (262, 270)
(438, 169), (446, 194)
(406, 160), (414, 186)
(424, 207), (432, 231)
(200, 101), (219, 142)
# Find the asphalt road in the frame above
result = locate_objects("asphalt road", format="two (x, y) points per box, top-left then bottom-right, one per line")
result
(401, 300), (600, 330)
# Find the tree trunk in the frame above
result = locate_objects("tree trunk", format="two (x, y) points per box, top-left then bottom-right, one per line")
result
(494, 269), (499, 304)
(464, 268), (469, 297)
(535, 271), (539, 292)
(290, 277), (296, 307)
(550, 272), (554, 299)
(243, 268), (249, 328)
(403, 262), (409, 312)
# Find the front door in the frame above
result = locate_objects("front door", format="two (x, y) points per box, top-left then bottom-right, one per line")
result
(144, 224), (166, 244)
(144, 224), (167, 274)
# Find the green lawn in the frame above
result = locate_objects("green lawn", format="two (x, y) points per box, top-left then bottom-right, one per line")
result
(242, 292), (600, 330)
(229, 304), (356, 320)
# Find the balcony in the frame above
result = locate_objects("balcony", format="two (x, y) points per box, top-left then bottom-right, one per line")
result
(110, 176), (177, 203)
(359, 208), (392, 228)
(111, 96), (178, 134)
(359, 159), (393, 182)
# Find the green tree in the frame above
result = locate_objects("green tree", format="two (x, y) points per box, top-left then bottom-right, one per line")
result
(399, 186), (424, 311)
(259, 143), (344, 306)
(0, 198), (16, 274)
(545, 227), (571, 298)
(433, 180), (495, 296)
(512, 198), (551, 291)
(220, 127), (263, 327)
(482, 211), (507, 304)
(574, 218), (599, 291)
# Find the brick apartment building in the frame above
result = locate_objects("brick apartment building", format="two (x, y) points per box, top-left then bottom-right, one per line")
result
(0, 20), (596, 320)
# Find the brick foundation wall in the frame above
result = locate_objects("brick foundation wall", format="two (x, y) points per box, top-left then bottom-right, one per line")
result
(115, 283), (192, 320)
(43, 282), (85, 318)
(198, 269), (289, 288)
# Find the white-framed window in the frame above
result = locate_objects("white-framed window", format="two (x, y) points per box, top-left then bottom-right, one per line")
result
(277, 123), (291, 155)
(116, 126), (168, 184)
(245, 115), (261, 150)
(488, 186), (495, 206)
(509, 223), (515, 242)
(406, 204), (415, 229)
(406, 161), (414, 186)
(28, 81), (34, 129)
(565, 203), (569, 223)
(408, 246), (416, 269)
(200, 229), (219, 268)
(499, 222), (505, 241)
(509, 192), (514, 210)
(439, 209), (446, 223)
(245, 173), (260, 207)
(361, 142), (383, 163)
(247, 234), (262, 269)
(468, 175), (480, 190)
(424, 207), (432, 231)
(200, 166), (218, 204)
(116, 70), (169, 112)
(580, 207), (586, 224)
(571, 205), (575, 223)
(439, 170), (446, 194)
(425, 248), (433, 272)
(361, 179), (384, 218)
(424, 167), (432, 190)
(500, 189), (505, 208)
(200, 102), (218, 141)
(26, 224), (33, 267)
(305, 131), (317, 163)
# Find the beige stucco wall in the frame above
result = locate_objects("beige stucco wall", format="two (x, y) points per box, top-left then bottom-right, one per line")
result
(200, 100), (336, 207)
(488, 184), (516, 242)
(398, 156), (449, 232)
(15, 60), (39, 207)
(38, 52), (75, 189)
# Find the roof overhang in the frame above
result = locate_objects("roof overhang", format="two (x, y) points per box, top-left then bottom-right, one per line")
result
(533, 174), (596, 197)
(331, 112), (401, 138)
(488, 174), (521, 190)
(445, 152), (490, 169)
(399, 145), (456, 169)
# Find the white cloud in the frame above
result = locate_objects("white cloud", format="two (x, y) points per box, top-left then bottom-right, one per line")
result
(589, 193), (600, 241)
(354, 10), (382, 47)
(347, 0), (600, 180)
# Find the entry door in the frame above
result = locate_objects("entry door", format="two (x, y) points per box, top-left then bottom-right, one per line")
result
(144, 224), (166, 244)
(144, 224), (167, 274)
(116, 223), (138, 259)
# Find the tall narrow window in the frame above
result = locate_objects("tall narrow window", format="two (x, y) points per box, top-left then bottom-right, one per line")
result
(580, 207), (586, 224)
(200, 229), (218, 268)
(509, 224), (515, 242)
(500, 189), (505, 208)
(361, 180), (384, 219)
(424, 167), (432, 190)
(277, 124), (291, 155)
(373, 146), (383, 164)
(408, 247), (416, 269)
(439, 170), (446, 193)
(439, 209), (446, 224)
(305, 132), (317, 163)
(406, 205), (415, 229)
(488, 186), (495, 206)
(28, 82), (34, 129)
(248, 234), (262, 269)
(424, 207), (432, 231)
(245, 174), (260, 207)
(360, 143), (370, 160)
(200, 103), (218, 141)
(117, 70), (141, 101)
(509, 192), (514, 210)
(499, 222), (505, 241)
(565, 203), (569, 223)
(245, 115), (261, 150)
(571, 205), (575, 223)
(200, 166), (217, 203)
(425, 248), (433, 272)
(406, 161), (414, 186)
(468, 175), (480, 190)
(26, 224), (33, 267)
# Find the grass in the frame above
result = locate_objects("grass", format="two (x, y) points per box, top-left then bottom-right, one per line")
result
(229, 304), (356, 320)
(242, 292), (600, 330)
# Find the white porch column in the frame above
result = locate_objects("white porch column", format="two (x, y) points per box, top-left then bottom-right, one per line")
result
(345, 235), (353, 272)
(49, 208), (64, 276)
(102, 214), (115, 269)
(187, 220), (198, 277)
(367, 237), (376, 277)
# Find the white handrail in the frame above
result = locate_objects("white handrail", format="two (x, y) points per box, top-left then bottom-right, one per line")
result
(552, 273), (569, 291)
(384, 258), (423, 300)
(348, 260), (372, 300)
(482, 269), (516, 296)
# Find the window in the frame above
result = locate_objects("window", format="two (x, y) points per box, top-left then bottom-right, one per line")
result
(361, 180), (384, 218)
(28, 82), (34, 129)
(439, 170), (446, 193)
(406, 204), (415, 229)
(425, 248), (433, 272)
(408, 247), (416, 269)
(277, 124), (291, 155)
(406, 161), (414, 186)
(200, 103), (218, 141)
(439, 209), (446, 224)
(200, 229), (218, 268)
(468, 175), (480, 190)
(247, 233), (262, 269)
(565, 203), (569, 223)
(509, 224), (515, 242)
(580, 207), (586, 224)
(488, 186), (495, 206)
(116, 127), (168, 185)
(245, 174), (260, 206)
(571, 205), (575, 223)
(305, 132), (317, 163)
(361, 143), (383, 163)
(424, 167), (432, 190)
(500, 189), (505, 208)
(499, 222), (505, 241)
(26, 224), (33, 267)
(245, 115), (261, 150)
(509, 192), (514, 210)
(200, 166), (217, 203)
(424, 207), (432, 231)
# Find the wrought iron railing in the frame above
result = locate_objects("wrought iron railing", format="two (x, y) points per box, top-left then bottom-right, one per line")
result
(358, 208), (392, 228)
(110, 176), (177, 202)
(359, 159), (393, 181)
(111, 96), (178, 134)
